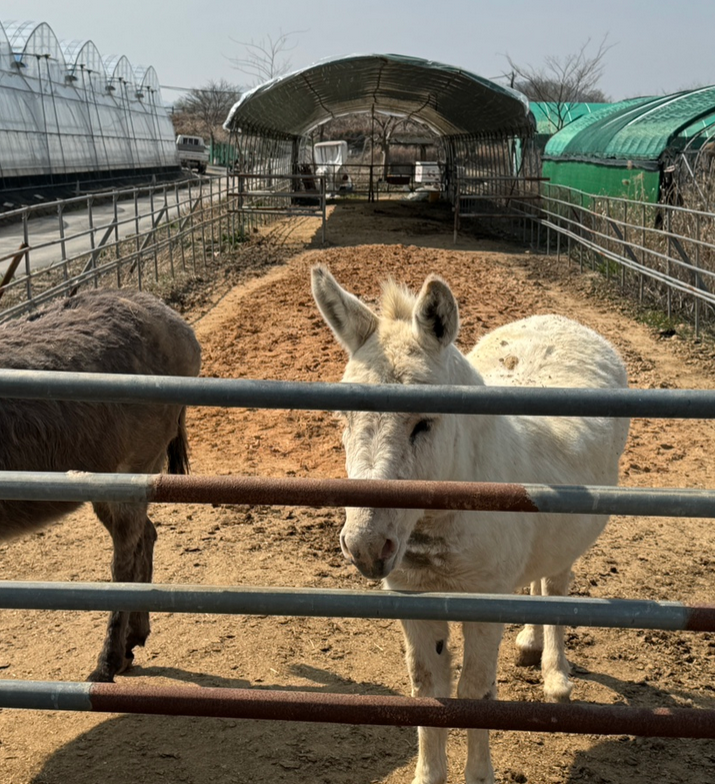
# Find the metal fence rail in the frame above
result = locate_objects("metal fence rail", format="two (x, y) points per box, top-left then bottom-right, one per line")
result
(2, 472), (715, 519)
(1, 368), (715, 417)
(2, 680), (714, 738)
(1, 581), (712, 631)
(0, 174), (327, 322)
(1, 368), (713, 745)
(479, 181), (715, 337)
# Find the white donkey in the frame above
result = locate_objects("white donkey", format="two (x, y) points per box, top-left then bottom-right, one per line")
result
(311, 265), (630, 784)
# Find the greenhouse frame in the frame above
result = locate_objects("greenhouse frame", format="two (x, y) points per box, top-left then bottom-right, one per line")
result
(0, 20), (179, 190)
(222, 53), (537, 205)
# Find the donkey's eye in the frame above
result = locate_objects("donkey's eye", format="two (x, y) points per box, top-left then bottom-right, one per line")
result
(410, 418), (432, 444)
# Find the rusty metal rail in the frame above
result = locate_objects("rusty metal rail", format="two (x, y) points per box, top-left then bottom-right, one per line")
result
(2, 680), (714, 738)
(2, 472), (715, 519)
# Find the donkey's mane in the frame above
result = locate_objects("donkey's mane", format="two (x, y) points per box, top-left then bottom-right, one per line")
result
(380, 279), (416, 322)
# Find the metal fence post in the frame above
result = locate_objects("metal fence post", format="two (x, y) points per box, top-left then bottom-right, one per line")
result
(175, 183), (186, 273)
(695, 213), (701, 338)
(87, 195), (97, 287)
(188, 181), (197, 275)
(165, 186), (175, 280)
(199, 179), (207, 271)
(57, 202), (68, 282)
(209, 176), (216, 257)
(321, 175), (326, 245)
(113, 191), (120, 286)
(134, 188), (142, 290)
(666, 208), (672, 320)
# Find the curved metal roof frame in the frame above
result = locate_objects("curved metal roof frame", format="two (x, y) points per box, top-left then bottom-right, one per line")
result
(5, 21), (63, 81)
(135, 65), (160, 95)
(0, 23), (12, 70)
(530, 102), (608, 136)
(104, 54), (135, 88)
(70, 40), (107, 85)
(224, 53), (533, 140)
(1, 21), (167, 104)
(544, 87), (715, 162)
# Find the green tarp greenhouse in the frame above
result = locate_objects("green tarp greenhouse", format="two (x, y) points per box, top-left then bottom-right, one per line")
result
(541, 87), (715, 203)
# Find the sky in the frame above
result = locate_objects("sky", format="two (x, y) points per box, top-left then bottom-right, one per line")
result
(3, 0), (715, 107)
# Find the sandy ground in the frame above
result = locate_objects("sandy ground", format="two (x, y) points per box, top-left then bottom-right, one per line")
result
(0, 199), (714, 783)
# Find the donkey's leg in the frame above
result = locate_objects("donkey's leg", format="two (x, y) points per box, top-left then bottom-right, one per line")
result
(88, 501), (149, 683)
(123, 448), (166, 664)
(459, 621), (503, 784)
(515, 580), (543, 666)
(124, 516), (158, 657)
(541, 569), (574, 702)
(401, 618), (451, 784)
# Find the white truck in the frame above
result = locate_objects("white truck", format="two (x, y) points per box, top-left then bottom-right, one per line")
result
(176, 135), (209, 174)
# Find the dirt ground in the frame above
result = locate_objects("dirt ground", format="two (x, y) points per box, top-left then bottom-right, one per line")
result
(1, 200), (714, 784)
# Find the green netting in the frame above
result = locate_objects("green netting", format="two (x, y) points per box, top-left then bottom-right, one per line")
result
(544, 87), (715, 161)
(530, 102), (607, 135)
(543, 98), (653, 157)
(542, 160), (661, 204)
(678, 112), (715, 142)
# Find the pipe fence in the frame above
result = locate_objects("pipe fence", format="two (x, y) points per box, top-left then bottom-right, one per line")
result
(454, 180), (715, 339)
(0, 172), (327, 323)
(2, 368), (715, 417)
(1, 680), (714, 738)
(0, 370), (714, 741)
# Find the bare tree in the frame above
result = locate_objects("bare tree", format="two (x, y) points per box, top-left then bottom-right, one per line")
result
(229, 30), (305, 85)
(172, 79), (242, 149)
(505, 35), (614, 132)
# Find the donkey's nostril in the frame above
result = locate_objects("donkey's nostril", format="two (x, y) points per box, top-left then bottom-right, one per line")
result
(380, 538), (396, 561)
(339, 532), (353, 562)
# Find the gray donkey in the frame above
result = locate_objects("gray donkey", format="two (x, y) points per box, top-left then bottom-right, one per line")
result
(0, 289), (202, 682)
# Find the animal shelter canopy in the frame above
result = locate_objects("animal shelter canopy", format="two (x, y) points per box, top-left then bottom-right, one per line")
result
(223, 53), (533, 140)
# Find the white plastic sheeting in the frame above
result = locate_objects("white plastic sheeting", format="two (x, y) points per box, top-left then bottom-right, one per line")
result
(0, 20), (178, 183)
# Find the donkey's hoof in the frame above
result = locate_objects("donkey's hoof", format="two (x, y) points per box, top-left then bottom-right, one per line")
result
(515, 646), (542, 667)
(116, 652), (135, 675)
(86, 667), (115, 683)
(544, 676), (573, 703)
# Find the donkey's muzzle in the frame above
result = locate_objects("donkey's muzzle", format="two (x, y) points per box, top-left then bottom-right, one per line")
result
(340, 528), (397, 580)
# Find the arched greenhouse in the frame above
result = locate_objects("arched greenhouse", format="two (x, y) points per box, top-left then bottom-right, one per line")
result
(0, 20), (179, 191)
(541, 87), (715, 206)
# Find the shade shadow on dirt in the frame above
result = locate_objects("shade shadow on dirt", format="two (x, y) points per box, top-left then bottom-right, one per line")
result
(311, 197), (484, 250)
(30, 664), (415, 784)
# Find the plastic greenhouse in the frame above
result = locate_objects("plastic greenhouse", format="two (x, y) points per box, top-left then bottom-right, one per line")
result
(530, 102), (608, 151)
(0, 20), (178, 189)
(541, 87), (715, 204)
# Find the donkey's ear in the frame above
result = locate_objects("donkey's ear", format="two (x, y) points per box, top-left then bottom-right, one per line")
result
(311, 265), (378, 355)
(412, 275), (459, 348)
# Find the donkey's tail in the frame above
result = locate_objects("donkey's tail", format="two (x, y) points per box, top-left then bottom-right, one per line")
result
(166, 407), (191, 475)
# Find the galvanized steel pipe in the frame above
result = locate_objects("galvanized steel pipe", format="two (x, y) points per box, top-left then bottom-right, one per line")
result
(1, 368), (715, 418)
(1, 472), (715, 518)
(1, 680), (714, 738)
(0, 581), (713, 631)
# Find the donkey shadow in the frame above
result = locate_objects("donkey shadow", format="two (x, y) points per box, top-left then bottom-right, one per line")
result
(561, 667), (715, 784)
(30, 664), (416, 784)
(310, 198), (465, 251)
